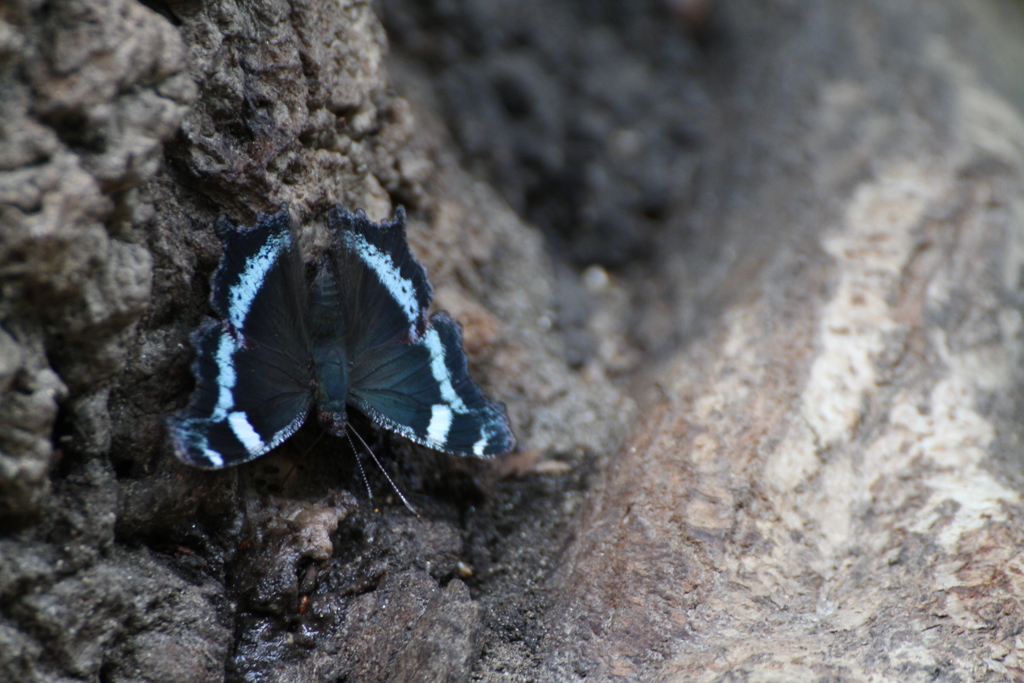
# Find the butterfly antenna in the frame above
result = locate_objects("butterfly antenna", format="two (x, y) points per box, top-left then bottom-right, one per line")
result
(348, 425), (418, 516)
(343, 429), (376, 507)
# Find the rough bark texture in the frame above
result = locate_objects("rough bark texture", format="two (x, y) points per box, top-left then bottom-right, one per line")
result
(2, 0), (1024, 681)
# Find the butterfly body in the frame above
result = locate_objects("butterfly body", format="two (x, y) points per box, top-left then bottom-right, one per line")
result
(166, 206), (515, 469)
(312, 345), (349, 424)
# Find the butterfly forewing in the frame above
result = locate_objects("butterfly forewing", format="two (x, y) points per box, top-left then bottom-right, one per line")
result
(166, 209), (315, 468)
(211, 210), (310, 352)
(323, 207), (431, 354)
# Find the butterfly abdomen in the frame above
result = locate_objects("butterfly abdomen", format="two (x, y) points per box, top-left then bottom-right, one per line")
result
(312, 344), (350, 433)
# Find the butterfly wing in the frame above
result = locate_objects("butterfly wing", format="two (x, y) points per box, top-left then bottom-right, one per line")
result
(316, 207), (513, 457)
(316, 206), (432, 352)
(306, 206), (430, 426)
(166, 320), (313, 468)
(166, 209), (313, 468)
(348, 312), (515, 457)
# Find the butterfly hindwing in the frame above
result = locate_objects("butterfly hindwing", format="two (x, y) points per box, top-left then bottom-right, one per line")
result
(166, 208), (314, 468)
(166, 319), (313, 468)
(348, 312), (515, 457)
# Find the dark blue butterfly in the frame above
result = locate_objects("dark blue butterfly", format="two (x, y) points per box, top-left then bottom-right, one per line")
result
(165, 206), (515, 468)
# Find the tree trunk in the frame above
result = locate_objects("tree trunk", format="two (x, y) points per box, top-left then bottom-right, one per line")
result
(2, 0), (1023, 681)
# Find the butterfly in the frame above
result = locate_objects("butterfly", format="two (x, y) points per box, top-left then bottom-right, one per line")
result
(165, 206), (515, 468)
